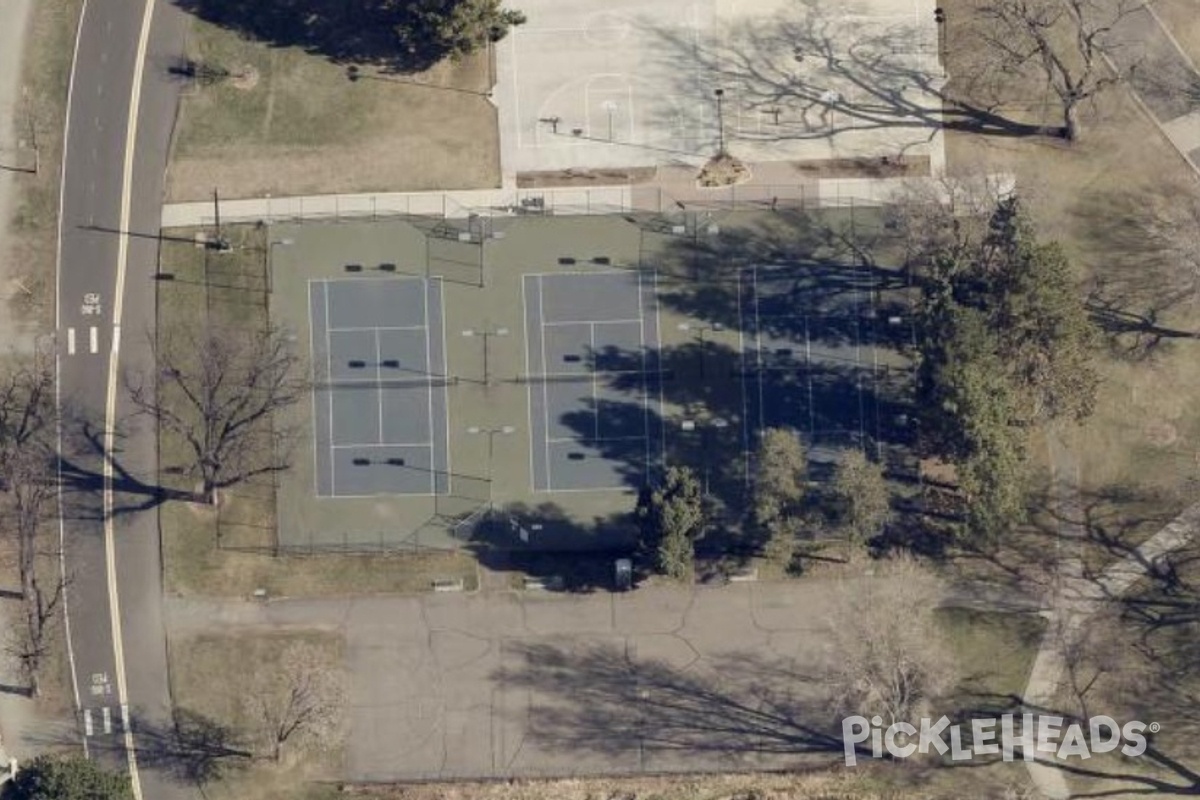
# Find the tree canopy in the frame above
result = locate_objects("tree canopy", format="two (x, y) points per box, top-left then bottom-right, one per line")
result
(175, 0), (526, 73)
(915, 196), (1097, 542)
(829, 449), (891, 547)
(10, 756), (132, 800)
(750, 428), (808, 566)
(637, 467), (705, 581)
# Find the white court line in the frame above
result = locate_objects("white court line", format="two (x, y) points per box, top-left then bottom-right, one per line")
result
(537, 485), (634, 495)
(307, 281), (322, 498)
(636, 270), (650, 479)
(523, 268), (629, 278)
(329, 324), (427, 333)
(538, 276), (552, 490)
(330, 442), (433, 450)
(421, 279), (435, 495)
(374, 329), (384, 444)
(324, 282), (336, 492)
(654, 268), (666, 471)
(322, 488), (440, 500)
(753, 266), (765, 432)
(588, 322), (599, 441)
(67, 328), (76, 355)
(852, 280), (866, 448)
(542, 318), (644, 327)
(437, 278), (452, 496)
(522, 276), (536, 493)
(736, 270), (751, 492)
(805, 315), (815, 436)
(89, 326), (98, 354)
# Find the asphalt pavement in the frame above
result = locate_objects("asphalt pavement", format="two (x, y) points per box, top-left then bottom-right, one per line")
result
(56, 0), (188, 796)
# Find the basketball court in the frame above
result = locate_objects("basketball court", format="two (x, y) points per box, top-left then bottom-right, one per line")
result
(493, 0), (944, 178)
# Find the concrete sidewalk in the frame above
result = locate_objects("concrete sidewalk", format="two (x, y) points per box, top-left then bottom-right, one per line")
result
(1107, 0), (1200, 175)
(158, 174), (976, 228)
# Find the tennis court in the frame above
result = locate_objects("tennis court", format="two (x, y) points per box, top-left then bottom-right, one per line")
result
(738, 264), (907, 460)
(523, 270), (665, 491)
(309, 276), (451, 497)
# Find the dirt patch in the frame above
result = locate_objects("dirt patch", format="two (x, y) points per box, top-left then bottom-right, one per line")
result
(230, 65), (259, 90)
(698, 152), (751, 187)
(788, 155), (932, 179)
(1144, 420), (1179, 448)
(517, 167), (657, 188)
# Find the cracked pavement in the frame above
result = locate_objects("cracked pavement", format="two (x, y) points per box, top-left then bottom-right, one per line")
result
(164, 580), (859, 781)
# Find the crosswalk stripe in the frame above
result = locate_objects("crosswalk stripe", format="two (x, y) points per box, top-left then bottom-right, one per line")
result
(84, 708), (93, 736)
(67, 328), (76, 355)
(102, 706), (112, 734)
(90, 326), (99, 354)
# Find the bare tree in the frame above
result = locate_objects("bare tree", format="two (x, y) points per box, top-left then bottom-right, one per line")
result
(976, 0), (1142, 141)
(0, 349), (65, 696)
(252, 641), (345, 761)
(825, 557), (955, 726)
(129, 325), (305, 504)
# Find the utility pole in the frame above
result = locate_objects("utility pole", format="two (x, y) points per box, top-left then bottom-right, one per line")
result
(462, 326), (509, 385)
(714, 88), (727, 156)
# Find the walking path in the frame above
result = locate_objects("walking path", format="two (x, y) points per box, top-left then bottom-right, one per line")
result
(1107, 0), (1200, 176)
(158, 174), (935, 228)
(1023, 434), (1200, 798)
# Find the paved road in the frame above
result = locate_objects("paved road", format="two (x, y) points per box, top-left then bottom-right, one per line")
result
(56, 0), (187, 795)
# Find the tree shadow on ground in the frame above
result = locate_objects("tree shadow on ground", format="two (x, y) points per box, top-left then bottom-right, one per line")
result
(29, 707), (253, 788)
(938, 482), (1187, 607)
(172, 0), (495, 74)
(639, 0), (1054, 153)
(1071, 187), (1200, 361)
(495, 641), (851, 767)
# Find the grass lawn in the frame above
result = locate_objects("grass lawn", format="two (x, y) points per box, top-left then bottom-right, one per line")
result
(167, 630), (345, 799)
(3, 0), (83, 332)
(156, 224), (477, 598)
(166, 17), (499, 200)
(938, 607), (1046, 708)
(939, 0), (1200, 581)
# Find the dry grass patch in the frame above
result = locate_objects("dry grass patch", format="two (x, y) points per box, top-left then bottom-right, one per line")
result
(168, 630), (346, 798)
(166, 18), (499, 200)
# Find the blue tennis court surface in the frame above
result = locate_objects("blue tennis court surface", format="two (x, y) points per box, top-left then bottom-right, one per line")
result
(523, 271), (664, 491)
(309, 277), (450, 497)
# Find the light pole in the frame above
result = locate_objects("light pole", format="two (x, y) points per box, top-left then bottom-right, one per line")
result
(713, 88), (727, 156)
(462, 326), (509, 385)
(677, 321), (724, 381)
(467, 425), (515, 480)
(602, 100), (617, 141)
(266, 238), (294, 294)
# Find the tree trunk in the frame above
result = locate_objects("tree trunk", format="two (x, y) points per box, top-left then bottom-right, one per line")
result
(1063, 99), (1081, 142)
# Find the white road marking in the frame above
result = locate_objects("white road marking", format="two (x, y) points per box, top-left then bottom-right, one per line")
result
(67, 328), (76, 355)
(105, 0), (158, 794)
(102, 706), (112, 734)
(55, 0), (91, 757)
(84, 708), (93, 736)
(89, 326), (98, 354)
